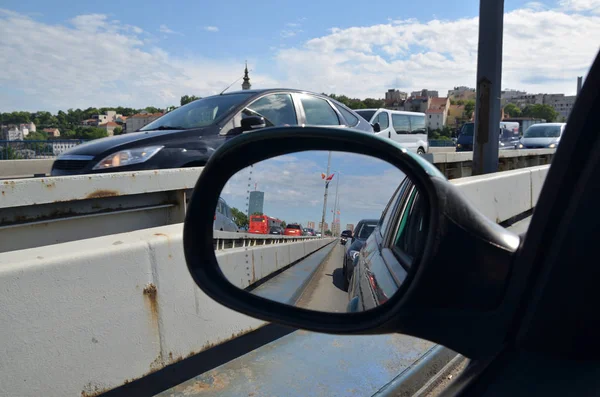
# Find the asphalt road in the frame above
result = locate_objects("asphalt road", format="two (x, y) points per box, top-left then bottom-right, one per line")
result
(296, 241), (349, 313)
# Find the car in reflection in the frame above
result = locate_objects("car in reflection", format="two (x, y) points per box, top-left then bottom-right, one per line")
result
(347, 178), (426, 312)
(284, 223), (304, 236)
(50, 89), (373, 176)
(341, 219), (378, 291)
(269, 225), (285, 235)
(518, 123), (566, 149)
(303, 228), (316, 236)
(340, 229), (352, 245)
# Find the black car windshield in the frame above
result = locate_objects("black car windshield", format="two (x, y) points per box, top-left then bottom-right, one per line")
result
(355, 110), (376, 122)
(460, 123), (474, 137)
(357, 224), (377, 239)
(524, 125), (562, 138)
(141, 93), (254, 131)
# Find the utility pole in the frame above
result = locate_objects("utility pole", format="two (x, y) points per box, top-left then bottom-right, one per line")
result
(472, 0), (504, 175)
(331, 171), (340, 237)
(320, 152), (332, 236)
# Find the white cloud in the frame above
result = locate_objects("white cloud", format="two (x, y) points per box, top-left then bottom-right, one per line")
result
(0, 10), (276, 111)
(559, 0), (600, 13)
(159, 24), (180, 35)
(274, 7), (599, 98)
(204, 26), (219, 32)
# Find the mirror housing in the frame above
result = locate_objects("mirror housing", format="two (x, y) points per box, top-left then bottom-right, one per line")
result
(241, 116), (267, 132)
(372, 122), (381, 133)
(183, 126), (521, 359)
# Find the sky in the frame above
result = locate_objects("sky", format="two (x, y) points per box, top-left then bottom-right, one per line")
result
(0, 0), (599, 112)
(220, 151), (406, 229)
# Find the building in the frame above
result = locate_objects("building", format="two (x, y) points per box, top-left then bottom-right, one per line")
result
(125, 112), (164, 133)
(501, 89), (527, 105)
(411, 89), (439, 98)
(242, 62), (251, 90)
(98, 122), (119, 136)
(5, 126), (23, 141)
(43, 128), (61, 138)
(248, 191), (264, 215)
(384, 89), (408, 108)
(426, 97), (450, 130)
(446, 105), (466, 130)
(318, 222), (329, 232)
(403, 96), (431, 113)
(307, 221), (316, 229)
(346, 224), (354, 233)
(331, 221), (341, 237)
(447, 86), (476, 100)
(543, 94), (576, 120)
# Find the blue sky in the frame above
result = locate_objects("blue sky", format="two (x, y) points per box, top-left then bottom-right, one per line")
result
(1, 0), (599, 112)
(221, 151), (405, 229)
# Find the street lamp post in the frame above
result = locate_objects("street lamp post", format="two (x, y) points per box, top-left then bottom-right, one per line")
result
(331, 170), (341, 237)
(320, 152), (332, 237)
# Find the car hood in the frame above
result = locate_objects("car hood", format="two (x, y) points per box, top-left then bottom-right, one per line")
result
(59, 128), (200, 157)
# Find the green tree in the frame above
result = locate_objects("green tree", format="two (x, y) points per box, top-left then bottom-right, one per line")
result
(144, 106), (162, 114)
(281, 221), (286, 229)
(522, 104), (558, 122)
(251, 211), (263, 216)
(180, 95), (201, 106)
(113, 126), (123, 135)
(362, 98), (385, 108)
(456, 99), (465, 106)
(230, 207), (248, 228)
(503, 103), (521, 118)
(463, 100), (475, 119)
(325, 230), (332, 236)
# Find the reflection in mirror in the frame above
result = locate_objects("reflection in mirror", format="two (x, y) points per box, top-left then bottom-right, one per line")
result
(214, 151), (427, 313)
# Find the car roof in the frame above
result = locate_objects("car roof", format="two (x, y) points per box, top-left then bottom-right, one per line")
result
(528, 122), (566, 126)
(219, 88), (334, 98)
(358, 219), (379, 224)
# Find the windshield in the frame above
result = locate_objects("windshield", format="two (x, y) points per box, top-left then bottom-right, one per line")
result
(524, 125), (562, 138)
(460, 123), (474, 137)
(355, 110), (376, 122)
(141, 93), (254, 131)
(357, 224), (377, 239)
(287, 224), (301, 229)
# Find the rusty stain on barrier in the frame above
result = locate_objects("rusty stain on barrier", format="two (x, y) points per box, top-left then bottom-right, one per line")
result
(143, 283), (159, 332)
(85, 189), (119, 199)
(81, 382), (109, 397)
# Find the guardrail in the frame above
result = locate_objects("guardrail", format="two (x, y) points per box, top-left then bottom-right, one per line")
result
(428, 139), (455, 147)
(0, 164), (549, 396)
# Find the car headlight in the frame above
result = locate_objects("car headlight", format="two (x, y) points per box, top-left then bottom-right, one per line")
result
(457, 144), (462, 148)
(93, 146), (164, 170)
(350, 250), (360, 260)
(518, 143), (524, 149)
(548, 143), (557, 148)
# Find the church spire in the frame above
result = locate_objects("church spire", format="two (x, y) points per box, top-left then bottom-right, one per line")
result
(242, 61), (251, 90)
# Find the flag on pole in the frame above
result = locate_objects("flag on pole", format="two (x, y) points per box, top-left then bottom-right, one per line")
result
(326, 173), (334, 181)
(321, 173), (326, 179)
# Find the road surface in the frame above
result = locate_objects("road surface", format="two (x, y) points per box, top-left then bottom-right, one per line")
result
(296, 242), (349, 312)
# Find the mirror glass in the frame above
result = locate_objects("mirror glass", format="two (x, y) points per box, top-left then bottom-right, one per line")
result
(214, 150), (427, 313)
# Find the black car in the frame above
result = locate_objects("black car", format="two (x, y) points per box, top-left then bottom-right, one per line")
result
(340, 229), (353, 245)
(341, 219), (378, 291)
(347, 178), (425, 312)
(269, 226), (284, 235)
(456, 122), (520, 152)
(50, 89), (373, 176)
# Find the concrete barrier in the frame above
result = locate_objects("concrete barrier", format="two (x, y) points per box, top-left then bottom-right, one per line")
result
(0, 165), (550, 396)
(0, 159), (54, 178)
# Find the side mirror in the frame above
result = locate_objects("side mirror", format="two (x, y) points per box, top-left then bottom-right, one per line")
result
(241, 116), (267, 132)
(372, 122), (381, 133)
(183, 126), (520, 359)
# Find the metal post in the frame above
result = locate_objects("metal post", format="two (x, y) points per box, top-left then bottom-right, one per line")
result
(472, 0), (504, 175)
(331, 171), (340, 237)
(320, 152), (332, 236)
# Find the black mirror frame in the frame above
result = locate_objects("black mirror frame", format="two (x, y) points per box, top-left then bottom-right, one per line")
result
(372, 122), (381, 132)
(241, 116), (266, 132)
(183, 126), (440, 334)
(183, 126), (521, 358)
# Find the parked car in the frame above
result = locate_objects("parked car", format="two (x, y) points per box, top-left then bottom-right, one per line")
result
(50, 89), (373, 176)
(284, 223), (304, 236)
(518, 123), (566, 149)
(355, 109), (428, 154)
(269, 225), (284, 235)
(214, 197), (239, 232)
(342, 219), (379, 291)
(340, 229), (353, 245)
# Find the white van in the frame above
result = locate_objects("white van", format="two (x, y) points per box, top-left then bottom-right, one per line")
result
(355, 109), (428, 154)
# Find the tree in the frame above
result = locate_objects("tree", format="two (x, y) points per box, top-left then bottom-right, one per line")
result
(503, 103), (521, 118)
(456, 99), (465, 106)
(463, 100), (475, 119)
(281, 221), (286, 229)
(522, 104), (558, 122)
(230, 207), (248, 228)
(144, 106), (162, 114)
(113, 127), (123, 135)
(180, 95), (201, 106)
(325, 230), (332, 236)
(251, 211), (263, 216)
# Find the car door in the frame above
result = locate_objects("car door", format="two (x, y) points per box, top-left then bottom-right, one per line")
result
(375, 111), (392, 139)
(391, 113), (414, 150)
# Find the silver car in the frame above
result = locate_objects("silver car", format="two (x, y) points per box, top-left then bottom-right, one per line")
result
(214, 197), (239, 232)
(518, 123), (566, 149)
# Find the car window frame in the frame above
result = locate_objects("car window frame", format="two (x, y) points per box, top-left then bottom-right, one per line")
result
(390, 186), (422, 269)
(378, 111), (390, 129)
(392, 113), (411, 135)
(378, 177), (410, 237)
(333, 102), (360, 127)
(242, 92), (298, 127)
(295, 93), (343, 127)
